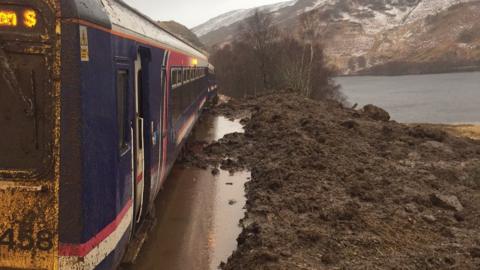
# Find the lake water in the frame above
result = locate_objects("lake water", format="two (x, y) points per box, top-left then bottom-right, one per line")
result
(336, 72), (480, 124)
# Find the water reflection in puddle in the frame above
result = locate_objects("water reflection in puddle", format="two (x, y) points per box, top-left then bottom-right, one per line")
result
(194, 115), (244, 143)
(123, 115), (249, 270)
(209, 170), (249, 270)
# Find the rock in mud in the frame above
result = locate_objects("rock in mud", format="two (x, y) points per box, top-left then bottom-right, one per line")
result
(362, 104), (390, 121)
(454, 211), (466, 222)
(211, 167), (220, 176)
(422, 214), (437, 223)
(430, 193), (464, 212)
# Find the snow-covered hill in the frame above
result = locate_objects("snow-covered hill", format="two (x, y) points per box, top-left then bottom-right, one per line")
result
(194, 0), (477, 38)
(194, 0), (480, 74)
(192, 0), (297, 37)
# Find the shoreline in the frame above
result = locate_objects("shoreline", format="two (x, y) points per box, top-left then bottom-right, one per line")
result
(336, 70), (480, 78)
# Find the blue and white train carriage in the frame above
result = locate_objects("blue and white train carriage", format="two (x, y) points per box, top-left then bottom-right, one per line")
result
(0, 0), (216, 269)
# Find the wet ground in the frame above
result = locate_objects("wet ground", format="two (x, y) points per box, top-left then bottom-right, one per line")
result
(123, 115), (249, 270)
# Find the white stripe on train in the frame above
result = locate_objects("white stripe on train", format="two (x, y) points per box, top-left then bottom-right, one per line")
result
(59, 205), (133, 270)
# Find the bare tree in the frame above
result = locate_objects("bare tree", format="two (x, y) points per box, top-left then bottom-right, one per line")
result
(211, 8), (342, 102)
(358, 56), (367, 69)
(348, 58), (357, 71)
(240, 10), (278, 92)
(298, 10), (320, 97)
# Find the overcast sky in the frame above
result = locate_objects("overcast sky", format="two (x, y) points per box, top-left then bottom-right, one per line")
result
(123, 0), (285, 28)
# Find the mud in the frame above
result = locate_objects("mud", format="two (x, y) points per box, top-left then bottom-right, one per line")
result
(183, 91), (480, 269)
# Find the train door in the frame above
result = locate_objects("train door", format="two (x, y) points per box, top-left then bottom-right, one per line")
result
(158, 52), (169, 185)
(134, 53), (145, 223)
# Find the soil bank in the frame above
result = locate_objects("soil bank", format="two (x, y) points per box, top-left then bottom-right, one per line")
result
(183, 91), (480, 270)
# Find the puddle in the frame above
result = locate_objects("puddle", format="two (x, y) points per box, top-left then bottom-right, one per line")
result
(209, 170), (249, 270)
(123, 115), (249, 270)
(193, 115), (244, 143)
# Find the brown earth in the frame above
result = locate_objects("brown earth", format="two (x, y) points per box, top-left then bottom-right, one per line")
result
(182, 91), (480, 270)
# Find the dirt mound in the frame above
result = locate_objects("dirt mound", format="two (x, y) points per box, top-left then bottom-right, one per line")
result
(362, 104), (391, 121)
(183, 92), (480, 269)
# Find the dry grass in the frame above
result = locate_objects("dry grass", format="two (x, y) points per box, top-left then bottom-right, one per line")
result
(445, 125), (480, 140)
(424, 124), (480, 140)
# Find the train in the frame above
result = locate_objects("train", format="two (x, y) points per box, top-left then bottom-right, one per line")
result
(0, 0), (216, 269)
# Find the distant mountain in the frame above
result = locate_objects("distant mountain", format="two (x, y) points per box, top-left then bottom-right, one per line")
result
(157, 21), (207, 51)
(192, 0), (297, 37)
(193, 0), (480, 75)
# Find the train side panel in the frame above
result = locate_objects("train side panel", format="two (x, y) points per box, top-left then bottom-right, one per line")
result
(58, 23), (132, 270)
(164, 52), (210, 175)
(55, 1), (212, 269)
(57, 22), (180, 270)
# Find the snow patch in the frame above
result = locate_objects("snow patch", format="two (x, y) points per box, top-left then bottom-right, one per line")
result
(404, 0), (477, 24)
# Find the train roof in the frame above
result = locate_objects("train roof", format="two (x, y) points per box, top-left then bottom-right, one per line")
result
(63, 0), (208, 61)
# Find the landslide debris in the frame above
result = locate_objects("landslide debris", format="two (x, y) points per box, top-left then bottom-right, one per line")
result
(183, 91), (480, 270)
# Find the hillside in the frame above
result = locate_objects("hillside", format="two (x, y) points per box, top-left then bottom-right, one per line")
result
(157, 21), (207, 51)
(193, 0), (480, 75)
(357, 2), (480, 75)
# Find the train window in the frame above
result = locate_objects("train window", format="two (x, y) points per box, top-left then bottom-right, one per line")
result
(183, 68), (188, 83)
(172, 69), (180, 87)
(0, 51), (53, 175)
(172, 87), (180, 122)
(171, 69), (177, 88)
(174, 69), (178, 86)
(116, 70), (129, 150)
(172, 65), (210, 125)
